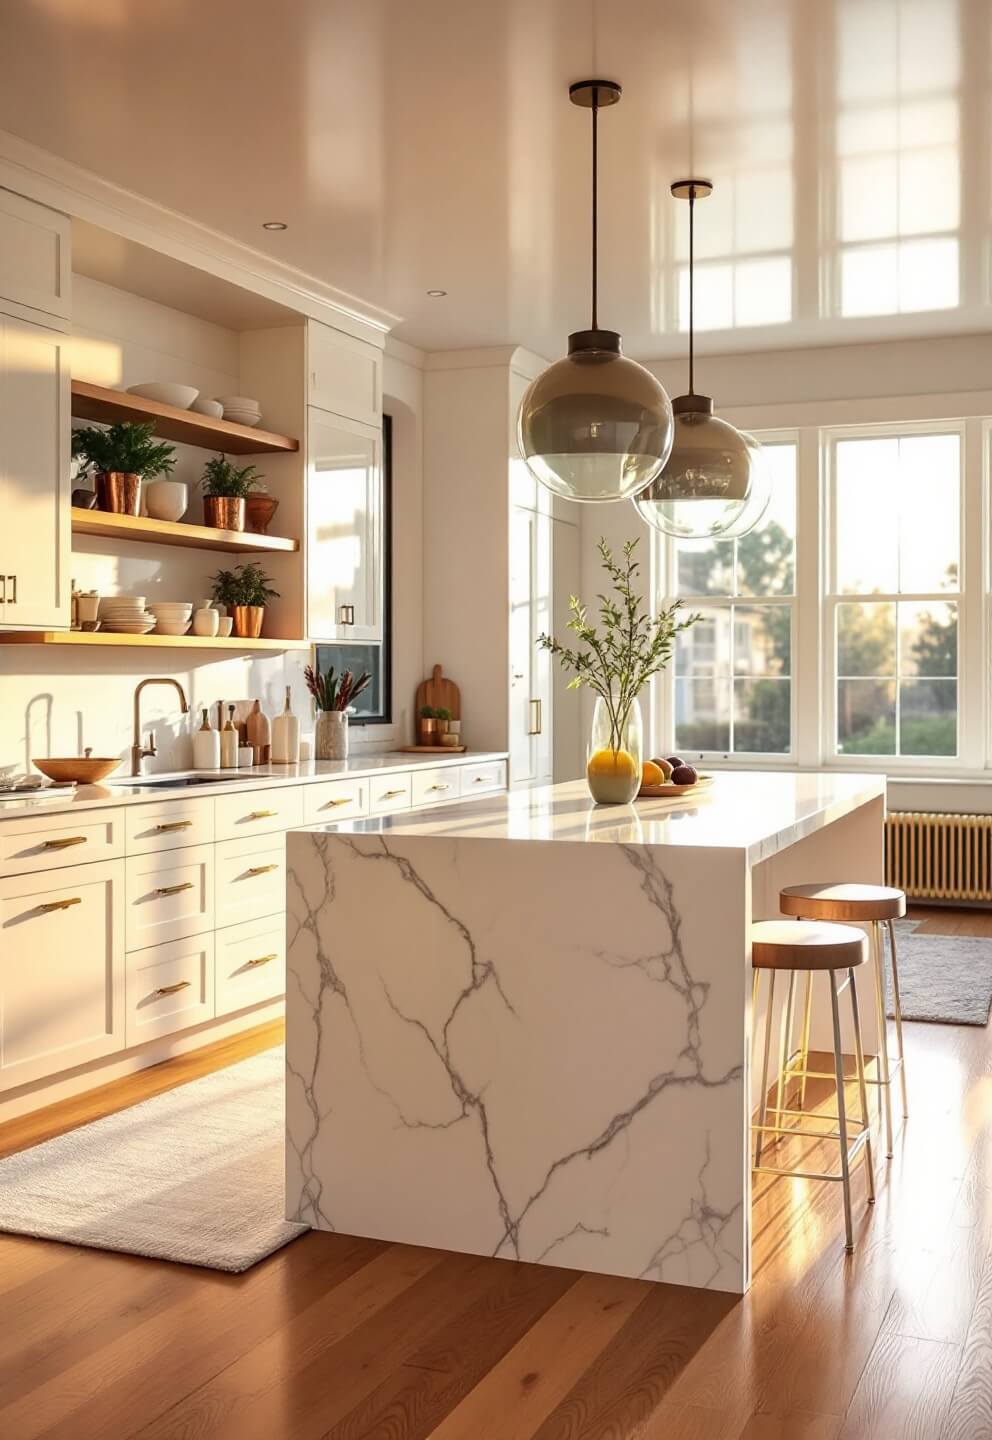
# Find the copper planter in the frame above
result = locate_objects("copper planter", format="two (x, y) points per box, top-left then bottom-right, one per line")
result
(231, 605), (265, 638)
(203, 495), (246, 531)
(245, 495), (279, 533)
(96, 471), (141, 515)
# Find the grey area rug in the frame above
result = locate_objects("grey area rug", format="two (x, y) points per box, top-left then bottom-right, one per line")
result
(887, 920), (992, 1026)
(0, 1047), (307, 1271)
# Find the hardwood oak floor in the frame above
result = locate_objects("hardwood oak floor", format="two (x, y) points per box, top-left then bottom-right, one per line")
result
(1, 906), (991, 1439)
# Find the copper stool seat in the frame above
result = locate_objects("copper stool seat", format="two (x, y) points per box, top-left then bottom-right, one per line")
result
(751, 920), (875, 1253)
(779, 883), (908, 1157)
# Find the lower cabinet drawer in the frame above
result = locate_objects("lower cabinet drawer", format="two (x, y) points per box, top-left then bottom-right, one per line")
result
(125, 933), (214, 1046)
(214, 785), (303, 842)
(411, 767), (459, 807)
(215, 914), (286, 1016)
(459, 761), (507, 797)
(0, 806), (124, 879)
(125, 845), (214, 950)
(370, 773), (412, 815)
(215, 834), (286, 930)
(302, 777), (370, 825)
(125, 797), (213, 855)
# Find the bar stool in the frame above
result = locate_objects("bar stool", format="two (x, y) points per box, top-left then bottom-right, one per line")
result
(751, 920), (875, 1252)
(779, 883), (908, 1158)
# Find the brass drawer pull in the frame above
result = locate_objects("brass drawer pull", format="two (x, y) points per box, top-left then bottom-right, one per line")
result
(155, 980), (191, 997)
(42, 835), (87, 850)
(428, 783), (451, 792)
(246, 953), (277, 968)
(247, 809), (277, 820)
(155, 882), (194, 897)
(38, 896), (82, 913)
(381, 789), (405, 799)
(247, 864), (278, 876)
(155, 820), (193, 833)
(472, 775), (493, 784)
(321, 797), (353, 808)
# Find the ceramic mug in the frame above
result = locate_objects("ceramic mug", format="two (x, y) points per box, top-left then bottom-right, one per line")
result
(217, 616), (234, 638)
(191, 606), (219, 637)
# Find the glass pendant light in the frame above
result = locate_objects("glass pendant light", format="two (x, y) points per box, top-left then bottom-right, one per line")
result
(517, 81), (674, 503)
(714, 432), (772, 538)
(634, 180), (758, 539)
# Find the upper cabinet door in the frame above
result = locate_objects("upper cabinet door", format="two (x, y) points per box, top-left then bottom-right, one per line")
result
(308, 322), (382, 428)
(306, 407), (383, 641)
(0, 189), (71, 322)
(0, 315), (70, 630)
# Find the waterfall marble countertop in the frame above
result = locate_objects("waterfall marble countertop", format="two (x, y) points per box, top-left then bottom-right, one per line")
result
(286, 771), (886, 1294)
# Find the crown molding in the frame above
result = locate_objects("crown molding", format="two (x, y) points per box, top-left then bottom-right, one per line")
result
(0, 129), (400, 346)
(383, 334), (426, 368)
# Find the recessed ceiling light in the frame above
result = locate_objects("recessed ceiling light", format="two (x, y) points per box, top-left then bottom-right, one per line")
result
(262, 221), (288, 231)
(427, 289), (447, 297)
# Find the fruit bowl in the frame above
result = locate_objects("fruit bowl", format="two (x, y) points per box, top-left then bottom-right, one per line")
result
(637, 755), (714, 798)
(638, 774), (715, 798)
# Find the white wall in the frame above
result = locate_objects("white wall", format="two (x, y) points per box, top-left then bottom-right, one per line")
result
(382, 342), (424, 748)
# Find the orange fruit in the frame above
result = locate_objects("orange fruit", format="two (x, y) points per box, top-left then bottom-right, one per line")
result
(641, 760), (665, 786)
(587, 747), (638, 780)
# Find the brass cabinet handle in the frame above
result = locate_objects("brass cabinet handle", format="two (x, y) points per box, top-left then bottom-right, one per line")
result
(155, 881), (194, 896)
(154, 980), (191, 997)
(381, 788), (405, 799)
(7, 574), (15, 605)
(42, 835), (87, 849)
(155, 820), (193, 833)
(528, 698), (542, 735)
(246, 953), (277, 968)
(338, 604), (355, 625)
(0, 574), (5, 604)
(428, 783), (451, 792)
(38, 896), (82, 913)
(248, 809), (277, 820)
(473, 775), (493, 784)
(246, 863), (278, 876)
(320, 796), (353, 808)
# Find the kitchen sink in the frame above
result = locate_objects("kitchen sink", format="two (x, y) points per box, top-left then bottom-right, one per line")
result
(109, 774), (259, 789)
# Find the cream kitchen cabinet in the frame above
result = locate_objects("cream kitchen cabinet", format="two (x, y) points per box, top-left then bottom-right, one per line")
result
(306, 407), (384, 641)
(0, 188), (71, 322)
(509, 504), (553, 787)
(0, 312), (71, 630)
(307, 321), (382, 427)
(0, 859), (125, 1090)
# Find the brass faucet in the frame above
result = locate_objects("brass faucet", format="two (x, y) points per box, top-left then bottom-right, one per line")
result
(131, 678), (190, 775)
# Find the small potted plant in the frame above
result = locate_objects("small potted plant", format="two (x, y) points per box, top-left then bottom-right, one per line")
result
(418, 706), (438, 745)
(434, 707), (451, 743)
(210, 563), (280, 638)
(304, 661), (372, 759)
(200, 454), (264, 532)
(71, 421), (176, 516)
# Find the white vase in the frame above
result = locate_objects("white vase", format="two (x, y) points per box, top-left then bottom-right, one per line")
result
(145, 480), (189, 523)
(191, 605), (219, 637)
(315, 710), (349, 760)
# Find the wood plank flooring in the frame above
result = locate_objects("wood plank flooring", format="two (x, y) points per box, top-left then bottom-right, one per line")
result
(1, 905), (990, 1439)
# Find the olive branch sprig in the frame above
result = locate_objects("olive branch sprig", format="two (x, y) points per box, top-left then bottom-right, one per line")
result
(538, 537), (700, 754)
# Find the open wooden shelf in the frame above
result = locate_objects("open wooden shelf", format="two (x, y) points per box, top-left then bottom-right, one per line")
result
(71, 507), (299, 555)
(71, 380), (300, 456)
(0, 631), (307, 651)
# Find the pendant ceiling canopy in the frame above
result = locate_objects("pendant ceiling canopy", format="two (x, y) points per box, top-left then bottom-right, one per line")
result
(634, 180), (760, 540)
(517, 81), (674, 504)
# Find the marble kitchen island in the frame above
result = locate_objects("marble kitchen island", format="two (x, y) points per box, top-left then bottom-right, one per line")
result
(286, 772), (886, 1294)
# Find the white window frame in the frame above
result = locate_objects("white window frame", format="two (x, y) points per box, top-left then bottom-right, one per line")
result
(654, 429), (801, 769)
(821, 418), (974, 775)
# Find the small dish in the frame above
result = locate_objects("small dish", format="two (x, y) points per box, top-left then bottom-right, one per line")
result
(190, 396), (223, 418)
(217, 616), (234, 637)
(126, 383), (199, 409)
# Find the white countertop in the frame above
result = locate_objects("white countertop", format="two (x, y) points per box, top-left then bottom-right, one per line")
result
(0, 752), (508, 818)
(316, 772), (886, 863)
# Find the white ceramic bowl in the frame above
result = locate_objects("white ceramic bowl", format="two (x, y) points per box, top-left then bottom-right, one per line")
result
(99, 597), (145, 613)
(215, 396), (260, 411)
(217, 616), (234, 638)
(126, 383), (199, 410)
(145, 480), (189, 523)
(190, 396), (223, 417)
(154, 621), (192, 635)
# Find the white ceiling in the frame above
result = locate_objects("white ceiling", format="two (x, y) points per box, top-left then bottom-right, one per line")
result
(1, 0), (987, 360)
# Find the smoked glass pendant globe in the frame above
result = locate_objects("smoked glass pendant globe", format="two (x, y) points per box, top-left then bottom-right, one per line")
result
(632, 394), (754, 538)
(713, 432), (771, 538)
(518, 329), (675, 503)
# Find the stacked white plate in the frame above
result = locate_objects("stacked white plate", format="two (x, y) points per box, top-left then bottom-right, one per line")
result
(98, 596), (156, 634)
(147, 601), (194, 636)
(217, 395), (262, 428)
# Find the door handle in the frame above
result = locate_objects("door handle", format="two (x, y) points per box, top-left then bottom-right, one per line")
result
(246, 863), (279, 876)
(155, 882), (194, 897)
(42, 835), (87, 850)
(6, 575), (15, 604)
(338, 604), (355, 625)
(0, 574), (5, 604)
(37, 896), (81, 913)
(155, 980), (191, 997)
(528, 698), (542, 735)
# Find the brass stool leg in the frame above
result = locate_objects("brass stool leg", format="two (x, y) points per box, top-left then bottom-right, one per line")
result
(887, 918), (909, 1119)
(871, 920), (895, 1158)
(755, 970), (777, 1169)
(775, 969), (797, 1136)
(829, 969), (855, 1252)
(848, 965), (875, 1206)
(797, 970), (813, 1109)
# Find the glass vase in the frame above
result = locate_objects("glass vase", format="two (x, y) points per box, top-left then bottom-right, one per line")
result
(315, 710), (349, 760)
(586, 694), (642, 804)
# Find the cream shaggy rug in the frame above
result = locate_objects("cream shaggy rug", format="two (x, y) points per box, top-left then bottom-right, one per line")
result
(889, 920), (992, 1026)
(0, 1047), (307, 1271)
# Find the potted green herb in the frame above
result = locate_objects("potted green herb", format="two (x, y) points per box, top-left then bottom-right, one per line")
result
(418, 705), (438, 745)
(434, 706), (452, 743)
(200, 455), (264, 531)
(539, 538), (698, 804)
(71, 422), (176, 516)
(211, 563), (280, 638)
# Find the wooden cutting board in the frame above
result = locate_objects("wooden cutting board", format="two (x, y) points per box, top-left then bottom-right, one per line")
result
(415, 665), (461, 721)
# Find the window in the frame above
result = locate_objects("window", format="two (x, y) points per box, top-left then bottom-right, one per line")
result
(827, 429), (961, 759)
(669, 441), (797, 757)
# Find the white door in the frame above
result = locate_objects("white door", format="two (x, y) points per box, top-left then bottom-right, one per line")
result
(306, 406), (383, 641)
(0, 313), (70, 629)
(509, 505), (552, 787)
(0, 859), (125, 1090)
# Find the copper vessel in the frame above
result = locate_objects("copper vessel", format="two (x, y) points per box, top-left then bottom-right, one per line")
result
(231, 604), (265, 638)
(203, 495), (246, 531)
(245, 495), (279, 533)
(96, 471), (141, 515)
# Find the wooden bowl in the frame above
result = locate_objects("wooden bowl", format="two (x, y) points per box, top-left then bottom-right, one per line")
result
(638, 773), (715, 799)
(33, 751), (121, 784)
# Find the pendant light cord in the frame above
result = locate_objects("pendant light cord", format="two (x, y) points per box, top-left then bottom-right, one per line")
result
(688, 184), (695, 395)
(591, 87), (599, 330)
